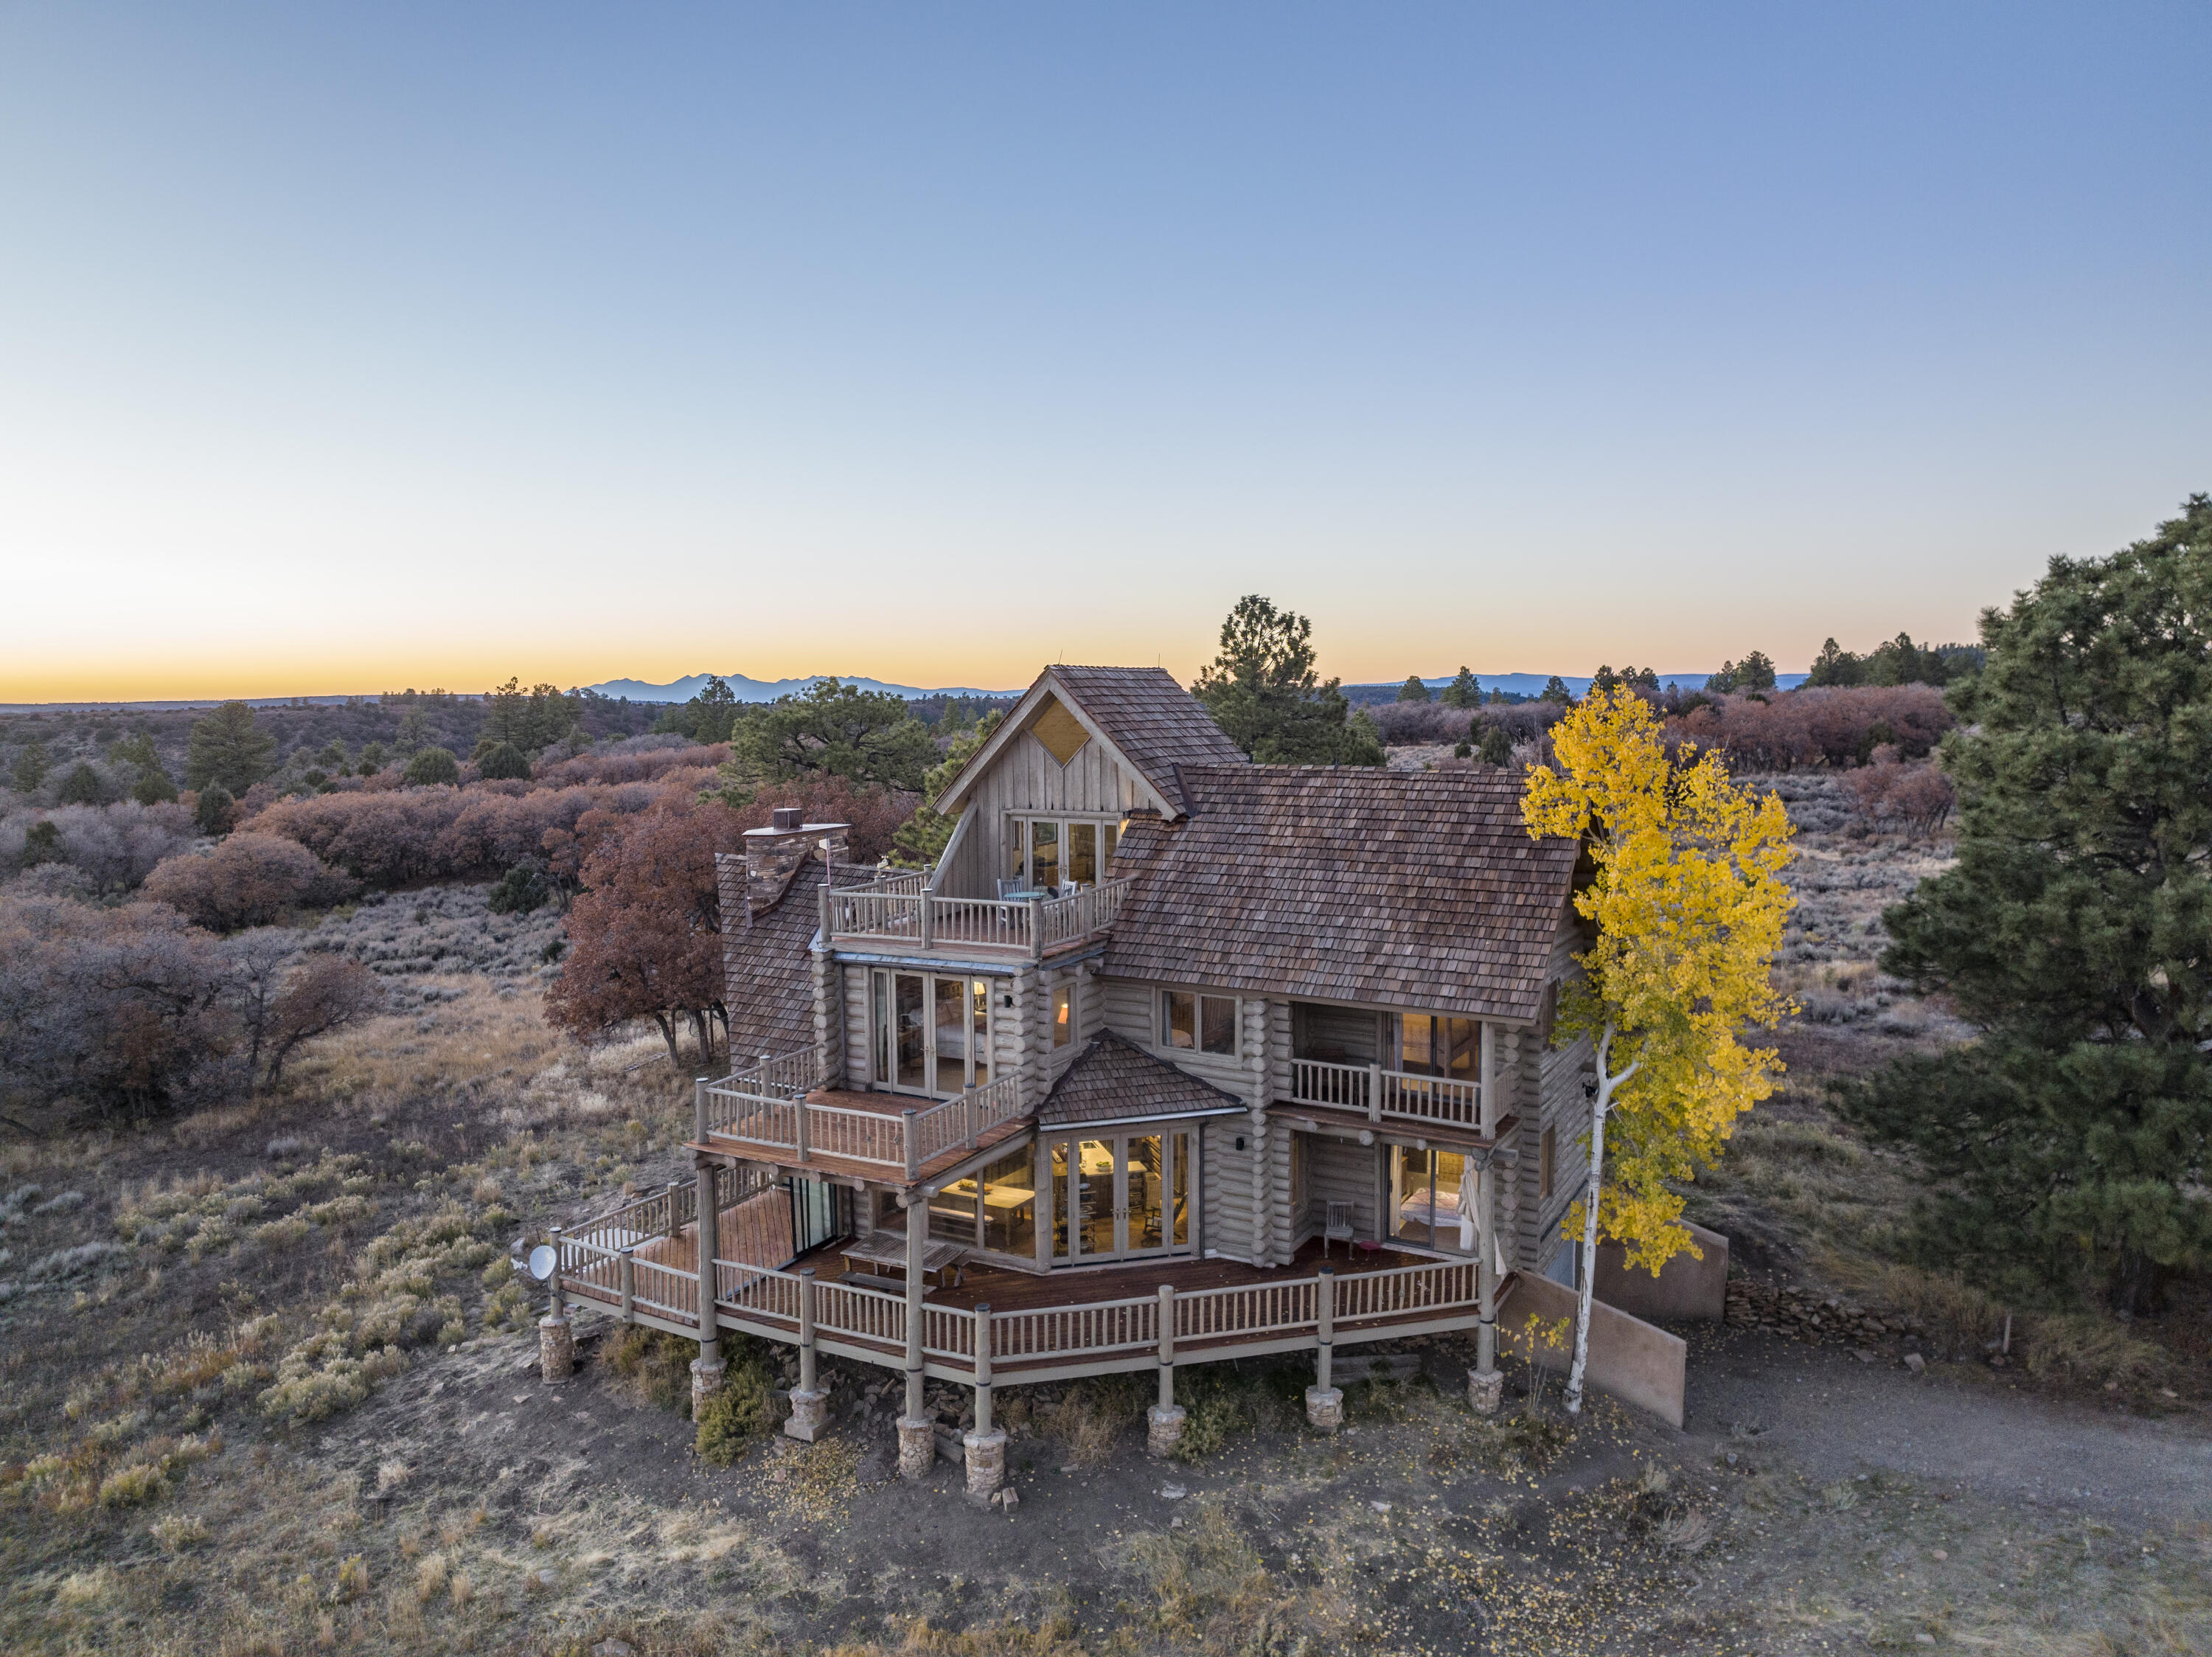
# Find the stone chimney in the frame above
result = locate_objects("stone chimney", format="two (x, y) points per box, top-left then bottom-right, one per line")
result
(740, 813), (850, 927)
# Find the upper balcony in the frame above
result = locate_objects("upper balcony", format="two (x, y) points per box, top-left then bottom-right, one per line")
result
(821, 867), (1135, 962)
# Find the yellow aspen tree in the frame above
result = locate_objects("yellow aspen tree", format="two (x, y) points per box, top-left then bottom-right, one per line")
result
(1522, 684), (1795, 1414)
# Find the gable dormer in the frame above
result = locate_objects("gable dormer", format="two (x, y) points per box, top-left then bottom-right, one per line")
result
(927, 665), (1245, 899)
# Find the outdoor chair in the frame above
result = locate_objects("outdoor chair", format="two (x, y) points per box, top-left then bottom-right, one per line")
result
(1323, 1200), (1355, 1258)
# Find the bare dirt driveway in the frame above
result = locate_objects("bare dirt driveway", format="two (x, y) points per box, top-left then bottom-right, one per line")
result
(1683, 1324), (2212, 1528)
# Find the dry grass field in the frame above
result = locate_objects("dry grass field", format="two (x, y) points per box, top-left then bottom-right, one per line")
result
(2, 779), (2207, 1654)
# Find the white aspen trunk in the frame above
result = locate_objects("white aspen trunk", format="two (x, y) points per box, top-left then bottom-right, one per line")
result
(1565, 1024), (1634, 1418)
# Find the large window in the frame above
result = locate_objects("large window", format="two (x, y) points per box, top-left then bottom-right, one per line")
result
(873, 970), (993, 1096)
(1162, 990), (1239, 1056)
(927, 1143), (1045, 1254)
(1008, 817), (1120, 892)
(1053, 982), (1075, 1048)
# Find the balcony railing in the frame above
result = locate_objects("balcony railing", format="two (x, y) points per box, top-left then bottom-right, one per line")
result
(1287, 1057), (1486, 1133)
(823, 875), (1135, 959)
(700, 1052), (1029, 1178)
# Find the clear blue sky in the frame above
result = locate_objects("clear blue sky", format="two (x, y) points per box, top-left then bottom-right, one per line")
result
(2, 4), (2205, 699)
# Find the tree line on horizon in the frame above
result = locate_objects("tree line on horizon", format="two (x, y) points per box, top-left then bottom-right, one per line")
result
(5, 499), (2208, 1327)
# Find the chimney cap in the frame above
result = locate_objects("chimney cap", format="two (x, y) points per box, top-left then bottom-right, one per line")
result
(771, 807), (803, 831)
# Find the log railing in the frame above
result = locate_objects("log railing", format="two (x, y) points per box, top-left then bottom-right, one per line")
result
(1286, 1057), (1485, 1132)
(908, 1070), (1026, 1167)
(705, 1061), (1027, 1177)
(825, 877), (1135, 956)
(563, 1237), (1486, 1380)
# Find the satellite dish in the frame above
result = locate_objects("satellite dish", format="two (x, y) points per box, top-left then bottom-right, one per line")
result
(527, 1245), (557, 1282)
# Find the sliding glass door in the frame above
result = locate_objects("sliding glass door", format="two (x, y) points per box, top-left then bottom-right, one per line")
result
(1008, 817), (1121, 892)
(1048, 1129), (1194, 1262)
(873, 971), (992, 1097)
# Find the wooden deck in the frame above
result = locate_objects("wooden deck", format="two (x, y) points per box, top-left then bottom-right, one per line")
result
(557, 1184), (1497, 1388)
(696, 1085), (1031, 1187)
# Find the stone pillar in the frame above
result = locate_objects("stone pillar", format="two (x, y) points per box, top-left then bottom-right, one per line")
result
(690, 1355), (726, 1416)
(785, 1387), (830, 1442)
(962, 1428), (1007, 1503)
(1147, 1405), (1187, 1456)
(897, 1415), (935, 1482)
(1304, 1385), (1344, 1432)
(1467, 1366), (1503, 1415)
(538, 1313), (573, 1383)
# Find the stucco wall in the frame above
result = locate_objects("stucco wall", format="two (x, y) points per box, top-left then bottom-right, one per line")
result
(1501, 1271), (1686, 1429)
(1593, 1220), (1731, 1323)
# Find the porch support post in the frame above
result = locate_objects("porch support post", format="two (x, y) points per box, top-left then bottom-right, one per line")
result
(691, 1150), (724, 1413)
(785, 1268), (827, 1442)
(795, 1094), (811, 1164)
(902, 1110), (919, 1181)
(1147, 1283), (1186, 1457)
(1470, 1150), (1503, 1414)
(1033, 1139), (1054, 1270)
(1478, 1021), (1497, 1139)
(694, 1074), (711, 1144)
(1368, 1062), (1382, 1126)
(538, 1224), (572, 1382)
(897, 1194), (933, 1481)
(964, 1303), (1006, 1504)
(1305, 1266), (1343, 1432)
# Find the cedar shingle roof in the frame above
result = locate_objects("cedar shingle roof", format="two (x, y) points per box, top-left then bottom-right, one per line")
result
(1037, 1031), (1250, 1129)
(1040, 666), (1246, 813)
(714, 855), (822, 1060)
(1103, 765), (1579, 1023)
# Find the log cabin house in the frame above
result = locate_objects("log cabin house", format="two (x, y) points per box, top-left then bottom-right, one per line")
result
(543, 664), (1656, 1497)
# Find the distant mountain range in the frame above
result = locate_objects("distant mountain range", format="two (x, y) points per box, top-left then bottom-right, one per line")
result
(1345, 671), (1809, 701)
(0, 667), (1809, 715)
(580, 672), (1022, 704)
(591, 667), (1810, 706)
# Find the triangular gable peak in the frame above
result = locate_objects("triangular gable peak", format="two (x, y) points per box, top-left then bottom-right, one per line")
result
(934, 665), (1241, 820)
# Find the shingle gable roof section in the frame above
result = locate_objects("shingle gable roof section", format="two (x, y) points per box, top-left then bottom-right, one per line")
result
(1044, 666), (1247, 814)
(1037, 1029), (1249, 1128)
(1103, 766), (1578, 1024)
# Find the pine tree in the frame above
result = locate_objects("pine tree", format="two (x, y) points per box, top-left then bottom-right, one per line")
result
(1397, 675), (1432, 704)
(184, 702), (276, 794)
(1835, 496), (2212, 1312)
(1440, 667), (1480, 709)
(1189, 597), (1385, 765)
(58, 763), (104, 805)
(14, 740), (50, 793)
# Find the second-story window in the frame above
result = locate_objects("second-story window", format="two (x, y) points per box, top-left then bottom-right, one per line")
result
(1162, 990), (1238, 1056)
(1053, 983), (1074, 1048)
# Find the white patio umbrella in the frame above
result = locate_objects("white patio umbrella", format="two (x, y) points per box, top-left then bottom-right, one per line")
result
(1456, 1158), (1478, 1251)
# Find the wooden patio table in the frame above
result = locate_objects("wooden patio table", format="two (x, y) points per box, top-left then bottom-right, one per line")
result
(840, 1234), (967, 1288)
